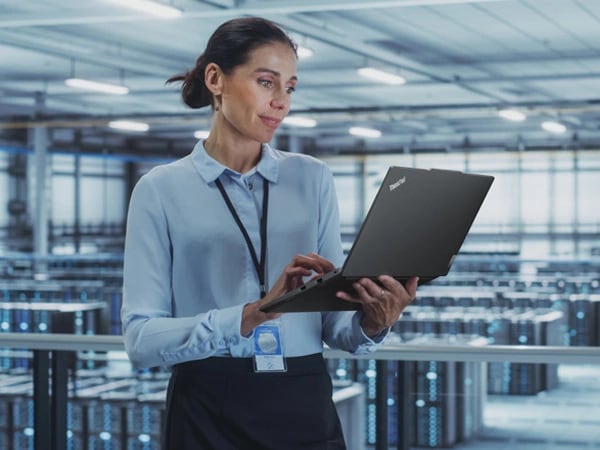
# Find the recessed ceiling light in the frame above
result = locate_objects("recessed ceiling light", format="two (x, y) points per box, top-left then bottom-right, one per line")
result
(65, 78), (129, 95)
(349, 127), (382, 138)
(357, 67), (406, 85)
(108, 120), (149, 132)
(104, 0), (182, 18)
(498, 108), (526, 122)
(541, 121), (567, 134)
(282, 116), (317, 128)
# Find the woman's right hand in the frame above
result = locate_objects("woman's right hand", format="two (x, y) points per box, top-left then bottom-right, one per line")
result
(241, 253), (335, 335)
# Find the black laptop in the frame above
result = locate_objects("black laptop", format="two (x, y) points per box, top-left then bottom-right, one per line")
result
(260, 166), (494, 313)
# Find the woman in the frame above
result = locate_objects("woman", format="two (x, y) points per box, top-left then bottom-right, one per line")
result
(121, 17), (418, 450)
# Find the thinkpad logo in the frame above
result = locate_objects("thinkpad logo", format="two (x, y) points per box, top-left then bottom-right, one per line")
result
(389, 176), (406, 191)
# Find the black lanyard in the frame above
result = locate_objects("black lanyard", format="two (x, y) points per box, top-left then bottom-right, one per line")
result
(215, 177), (269, 298)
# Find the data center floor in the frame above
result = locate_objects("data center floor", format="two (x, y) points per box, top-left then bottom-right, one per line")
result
(455, 365), (600, 450)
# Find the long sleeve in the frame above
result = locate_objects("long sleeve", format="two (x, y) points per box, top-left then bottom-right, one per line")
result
(121, 172), (253, 369)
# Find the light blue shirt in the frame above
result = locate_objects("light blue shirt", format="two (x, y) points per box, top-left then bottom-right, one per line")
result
(121, 142), (387, 369)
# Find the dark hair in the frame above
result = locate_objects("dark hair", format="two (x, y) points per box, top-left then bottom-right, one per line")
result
(167, 17), (297, 109)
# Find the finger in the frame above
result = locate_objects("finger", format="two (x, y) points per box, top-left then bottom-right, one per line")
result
(334, 283), (371, 304)
(356, 278), (385, 300)
(306, 252), (335, 272)
(404, 276), (419, 298)
(352, 281), (370, 299)
(291, 254), (334, 274)
(308, 272), (326, 282)
(284, 266), (313, 280)
(335, 291), (363, 304)
(377, 275), (403, 297)
(377, 275), (418, 299)
(305, 253), (336, 273)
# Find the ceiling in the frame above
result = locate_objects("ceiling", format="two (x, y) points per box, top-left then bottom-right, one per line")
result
(2, 0), (600, 158)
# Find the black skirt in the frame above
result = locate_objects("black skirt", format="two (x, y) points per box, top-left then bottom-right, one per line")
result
(163, 353), (347, 450)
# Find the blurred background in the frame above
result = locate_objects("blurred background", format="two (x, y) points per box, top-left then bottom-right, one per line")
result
(0, 1), (599, 449)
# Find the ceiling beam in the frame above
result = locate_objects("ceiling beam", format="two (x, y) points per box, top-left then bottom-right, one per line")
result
(2, 98), (599, 130)
(0, 29), (182, 76)
(0, 0), (513, 28)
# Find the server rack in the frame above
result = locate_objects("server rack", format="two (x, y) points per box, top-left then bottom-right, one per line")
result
(1, 255), (598, 450)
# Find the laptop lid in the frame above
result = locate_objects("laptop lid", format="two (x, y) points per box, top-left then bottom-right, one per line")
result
(341, 166), (494, 283)
(259, 166), (494, 313)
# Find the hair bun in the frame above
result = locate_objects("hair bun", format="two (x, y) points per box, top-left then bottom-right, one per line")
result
(181, 66), (211, 109)
(167, 54), (212, 109)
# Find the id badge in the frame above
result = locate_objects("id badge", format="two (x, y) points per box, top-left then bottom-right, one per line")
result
(253, 322), (286, 373)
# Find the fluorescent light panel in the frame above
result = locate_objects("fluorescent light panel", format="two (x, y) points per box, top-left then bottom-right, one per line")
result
(65, 78), (129, 95)
(283, 116), (317, 128)
(541, 121), (567, 134)
(104, 0), (182, 18)
(498, 108), (526, 122)
(349, 126), (381, 138)
(358, 67), (406, 85)
(109, 120), (149, 132)
(297, 46), (314, 59)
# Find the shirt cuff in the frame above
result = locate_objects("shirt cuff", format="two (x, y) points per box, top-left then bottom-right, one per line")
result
(213, 304), (254, 357)
(351, 312), (390, 354)
(361, 324), (390, 344)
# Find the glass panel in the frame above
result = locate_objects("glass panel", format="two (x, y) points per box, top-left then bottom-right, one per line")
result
(79, 177), (126, 225)
(521, 151), (551, 170)
(551, 151), (574, 170)
(105, 179), (126, 223)
(467, 151), (516, 172)
(51, 175), (74, 224)
(80, 177), (106, 224)
(521, 172), (549, 230)
(366, 153), (416, 169)
(0, 171), (8, 228)
(552, 171), (575, 226)
(322, 156), (362, 232)
(577, 171), (600, 225)
(469, 171), (518, 232)
(412, 152), (465, 170)
(334, 175), (360, 229)
(51, 153), (74, 173)
(364, 167), (386, 217)
(576, 150), (600, 169)
(80, 155), (125, 176)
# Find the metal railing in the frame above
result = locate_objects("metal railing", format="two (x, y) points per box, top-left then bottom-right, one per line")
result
(3, 332), (600, 363)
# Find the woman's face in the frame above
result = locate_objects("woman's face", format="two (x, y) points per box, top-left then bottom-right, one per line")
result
(217, 41), (298, 144)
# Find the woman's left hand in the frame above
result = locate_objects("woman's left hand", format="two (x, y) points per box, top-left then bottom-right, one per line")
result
(336, 275), (418, 337)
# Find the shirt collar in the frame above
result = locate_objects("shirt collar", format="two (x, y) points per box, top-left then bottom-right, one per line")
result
(191, 141), (279, 184)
